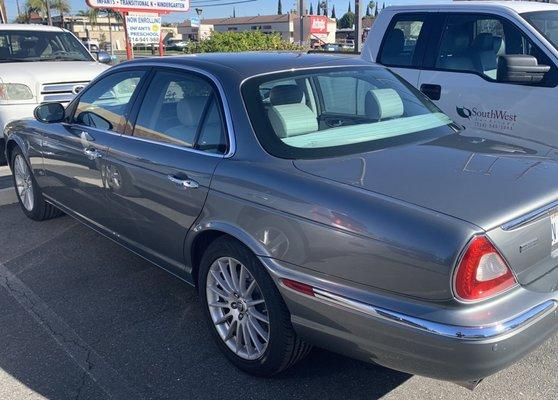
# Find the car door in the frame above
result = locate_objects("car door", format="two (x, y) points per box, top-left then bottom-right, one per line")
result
(376, 13), (434, 87)
(41, 69), (148, 227)
(103, 67), (230, 269)
(418, 13), (558, 146)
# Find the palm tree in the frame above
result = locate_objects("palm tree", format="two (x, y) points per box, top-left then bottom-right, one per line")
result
(25, 0), (49, 23)
(101, 9), (121, 55)
(52, 0), (69, 28)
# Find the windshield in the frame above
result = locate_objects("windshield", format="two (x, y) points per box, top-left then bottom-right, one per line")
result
(523, 11), (558, 51)
(242, 66), (456, 159)
(0, 30), (93, 62)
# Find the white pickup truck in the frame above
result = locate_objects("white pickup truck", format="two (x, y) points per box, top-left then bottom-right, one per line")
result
(0, 24), (111, 164)
(362, 1), (558, 148)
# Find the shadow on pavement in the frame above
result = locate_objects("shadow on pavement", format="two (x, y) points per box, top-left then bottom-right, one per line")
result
(0, 204), (411, 400)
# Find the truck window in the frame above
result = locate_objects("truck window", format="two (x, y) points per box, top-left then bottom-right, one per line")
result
(436, 14), (552, 83)
(378, 15), (428, 68)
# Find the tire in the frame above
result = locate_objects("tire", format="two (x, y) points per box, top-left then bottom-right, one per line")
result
(198, 236), (311, 376)
(0, 138), (6, 166)
(11, 147), (62, 221)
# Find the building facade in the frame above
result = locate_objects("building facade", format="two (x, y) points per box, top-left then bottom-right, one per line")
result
(184, 13), (337, 44)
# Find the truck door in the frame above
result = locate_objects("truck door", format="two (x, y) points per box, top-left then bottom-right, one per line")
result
(375, 13), (434, 86)
(418, 13), (558, 147)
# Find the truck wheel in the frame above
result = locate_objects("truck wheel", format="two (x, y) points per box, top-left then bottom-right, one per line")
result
(11, 147), (62, 221)
(198, 236), (311, 376)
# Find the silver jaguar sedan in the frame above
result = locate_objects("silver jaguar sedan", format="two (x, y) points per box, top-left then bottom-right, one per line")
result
(4, 53), (558, 388)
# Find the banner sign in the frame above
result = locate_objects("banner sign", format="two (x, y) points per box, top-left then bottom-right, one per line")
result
(86, 0), (189, 13)
(190, 16), (200, 28)
(309, 16), (328, 35)
(125, 14), (162, 44)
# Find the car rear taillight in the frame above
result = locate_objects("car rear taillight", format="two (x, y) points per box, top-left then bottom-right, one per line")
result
(454, 235), (517, 302)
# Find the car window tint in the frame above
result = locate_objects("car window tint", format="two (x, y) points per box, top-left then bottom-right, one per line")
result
(379, 15), (427, 67)
(133, 70), (227, 153)
(73, 70), (144, 132)
(436, 15), (550, 81)
(196, 98), (227, 154)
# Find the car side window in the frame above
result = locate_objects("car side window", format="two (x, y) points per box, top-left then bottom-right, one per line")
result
(436, 14), (552, 83)
(379, 15), (428, 67)
(73, 70), (144, 132)
(133, 70), (227, 154)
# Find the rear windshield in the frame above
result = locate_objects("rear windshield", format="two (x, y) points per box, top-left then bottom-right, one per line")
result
(0, 30), (93, 62)
(242, 66), (456, 159)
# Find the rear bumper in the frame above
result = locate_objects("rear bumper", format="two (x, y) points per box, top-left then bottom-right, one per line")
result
(260, 257), (558, 382)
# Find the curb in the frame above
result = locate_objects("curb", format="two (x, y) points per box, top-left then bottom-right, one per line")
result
(0, 188), (17, 206)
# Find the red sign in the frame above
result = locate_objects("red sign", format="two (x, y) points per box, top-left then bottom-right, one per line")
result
(309, 16), (328, 35)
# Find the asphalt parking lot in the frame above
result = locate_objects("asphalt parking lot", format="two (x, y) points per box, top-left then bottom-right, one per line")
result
(0, 164), (556, 400)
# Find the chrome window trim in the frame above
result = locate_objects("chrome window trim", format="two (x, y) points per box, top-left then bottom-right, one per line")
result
(501, 199), (558, 231)
(106, 61), (237, 159)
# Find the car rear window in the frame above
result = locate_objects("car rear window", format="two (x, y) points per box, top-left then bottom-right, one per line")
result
(241, 66), (456, 159)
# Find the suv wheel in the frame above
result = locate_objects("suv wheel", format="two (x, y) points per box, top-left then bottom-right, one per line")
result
(11, 147), (62, 220)
(198, 236), (311, 376)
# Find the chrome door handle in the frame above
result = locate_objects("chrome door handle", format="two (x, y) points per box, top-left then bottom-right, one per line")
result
(84, 148), (101, 160)
(168, 175), (199, 189)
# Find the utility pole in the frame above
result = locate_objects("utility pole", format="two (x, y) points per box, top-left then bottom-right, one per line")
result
(355, 0), (362, 53)
(299, 0), (305, 46)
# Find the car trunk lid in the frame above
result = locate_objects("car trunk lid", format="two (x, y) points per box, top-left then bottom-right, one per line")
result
(293, 133), (558, 288)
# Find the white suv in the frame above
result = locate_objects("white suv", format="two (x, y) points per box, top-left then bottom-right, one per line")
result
(362, 1), (558, 149)
(0, 24), (111, 164)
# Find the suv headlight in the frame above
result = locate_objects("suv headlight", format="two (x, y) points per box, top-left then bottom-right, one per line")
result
(0, 83), (34, 101)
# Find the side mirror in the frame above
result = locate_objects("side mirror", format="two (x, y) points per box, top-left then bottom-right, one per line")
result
(497, 55), (551, 84)
(96, 51), (112, 64)
(34, 103), (65, 123)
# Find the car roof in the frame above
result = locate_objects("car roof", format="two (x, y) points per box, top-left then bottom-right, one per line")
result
(0, 23), (66, 32)
(385, 1), (558, 14)
(122, 52), (375, 80)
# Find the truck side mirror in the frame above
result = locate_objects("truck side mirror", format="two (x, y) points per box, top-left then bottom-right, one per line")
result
(497, 55), (550, 84)
(96, 51), (112, 64)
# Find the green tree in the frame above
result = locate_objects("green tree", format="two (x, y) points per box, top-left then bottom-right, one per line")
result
(331, 5), (336, 18)
(348, 2), (352, 13)
(185, 30), (303, 54)
(277, 0), (282, 15)
(309, 2), (313, 15)
(52, 0), (69, 26)
(338, 11), (355, 29)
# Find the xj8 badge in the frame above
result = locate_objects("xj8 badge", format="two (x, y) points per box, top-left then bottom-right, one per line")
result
(456, 106), (518, 132)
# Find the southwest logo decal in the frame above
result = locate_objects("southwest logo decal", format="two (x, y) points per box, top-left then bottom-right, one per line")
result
(455, 106), (518, 132)
(456, 106), (472, 119)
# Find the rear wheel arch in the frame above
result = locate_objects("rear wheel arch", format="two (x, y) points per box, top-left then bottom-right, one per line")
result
(188, 225), (271, 288)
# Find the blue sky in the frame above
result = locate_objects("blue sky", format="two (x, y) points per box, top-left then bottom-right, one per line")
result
(4, 0), (448, 23)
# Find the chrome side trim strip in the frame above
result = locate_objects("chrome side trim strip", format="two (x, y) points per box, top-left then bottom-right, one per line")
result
(501, 199), (558, 231)
(311, 288), (556, 341)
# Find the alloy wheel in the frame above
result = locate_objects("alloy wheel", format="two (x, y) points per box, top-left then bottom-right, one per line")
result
(14, 155), (34, 212)
(206, 257), (270, 360)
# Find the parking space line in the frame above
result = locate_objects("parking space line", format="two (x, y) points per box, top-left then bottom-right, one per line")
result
(0, 260), (145, 400)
